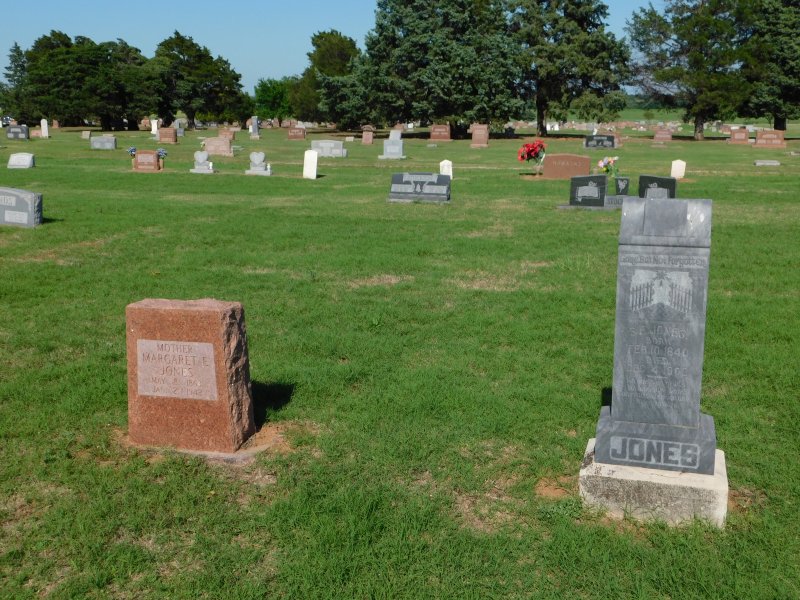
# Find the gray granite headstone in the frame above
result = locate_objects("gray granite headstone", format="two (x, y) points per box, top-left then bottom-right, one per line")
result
(190, 150), (214, 174)
(7, 153), (35, 169)
(388, 173), (450, 203)
(584, 134), (615, 149)
(0, 187), (43, 228)
(569, 175), (607, 207)
(594, 197), (717, 475)
(245, 151), (270, 176)
(6, 125), (29, 140)
(311, 140), (347, 158)
(639, 175), (677, 199)
(379, 139), (405, 160)
(90, 136), (117, 150)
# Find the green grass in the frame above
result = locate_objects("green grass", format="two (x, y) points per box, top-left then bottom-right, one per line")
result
(0, 127), (798, 599)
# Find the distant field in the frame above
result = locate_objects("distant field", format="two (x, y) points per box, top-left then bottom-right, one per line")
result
(0, 127), (798, 598)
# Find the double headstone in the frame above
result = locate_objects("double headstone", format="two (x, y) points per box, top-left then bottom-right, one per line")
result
(754, 130), (786, 148)
(6, 125), (29, 140)
(311, 140), (347, 158)
(133, 150), (161, 172)
(0, 187), (43, 228)
(388, 173), (451, 203)
(639, 175), (677, 199)
(90, 136), (117, 150)
(584, 135), (615, 149)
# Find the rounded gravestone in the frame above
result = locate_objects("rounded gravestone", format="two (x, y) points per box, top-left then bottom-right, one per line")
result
(194, 151), (209, 164)
(250, 151), (265, 165)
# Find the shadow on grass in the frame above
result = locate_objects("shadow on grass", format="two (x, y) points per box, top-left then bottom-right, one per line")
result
(41, 217), (63, 224)
(601, 387), (612, 408)
(252, 381), (294, 430)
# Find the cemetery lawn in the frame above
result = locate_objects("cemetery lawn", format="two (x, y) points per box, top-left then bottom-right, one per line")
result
(1, 127), (798, 599)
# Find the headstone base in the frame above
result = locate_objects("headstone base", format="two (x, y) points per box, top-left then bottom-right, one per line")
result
(594, 405), (717, 475)
(579, 438), (728, 528)
(245, 169), (271, 176)
(378, 154), (406, 160)
(190, 167), (215, 174)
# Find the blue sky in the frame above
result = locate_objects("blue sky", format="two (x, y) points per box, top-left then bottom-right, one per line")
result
(1, 0), (660, 93)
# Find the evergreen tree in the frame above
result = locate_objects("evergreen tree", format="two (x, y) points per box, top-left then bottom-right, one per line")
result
(357, 0), (523, 126)
(626, 0), (751, 140)
(510, 0), (629, 136)
(740, 0), (800, 130)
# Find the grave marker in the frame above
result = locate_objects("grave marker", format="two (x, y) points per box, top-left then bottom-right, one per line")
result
(249, 116), (260, 139)
(379, 139), (406, 160)
(754, 129), (786, 148)
(362, 130), (374, 145)
(388, 173), (451, 203)
(671, 160), (687, 180)
(6, 125), (29, 140)
(0, 187), (42, 228)
(430, 124), (451, 142)
(40, 119), (49, 139)
(653, 129), (672, 143)
(439, 159), (453, 180)
(727, 129), (749, 144)
(303, 150), (318, 180)
(569, 175), (607, 207)
(469, 123), (489, 148)
(159, 127), (177, 144)
(7, 153), (35, 169)
(190, 151), (214, 174)
(288, 127), (306, 140)
(584, 135), (616, 149)
(311, 140), (348, 158)
(245, 152), (270, 176)
(204, 137), (233, 157)
(133, 150), (161, 172)
(639, 175), (677, 199)
(90, 136), (117, 150)
(541, 154), (591, 179)
(126, 298), (256, 453)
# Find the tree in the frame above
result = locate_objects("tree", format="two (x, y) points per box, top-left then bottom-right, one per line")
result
(153, 31), (244, 127)
(254, 77), (295, 120)
(510, 0), (630, 136)
(626, 0), (751, 140)
(1, 42), (33, 122)
(740, 0), (800, 130)
(355, 0), (523, 127)
(290, 30), (360, 122)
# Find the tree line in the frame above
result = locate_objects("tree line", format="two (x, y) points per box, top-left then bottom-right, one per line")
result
(3, 1), (798, 138)
(1, 30), (252, 130)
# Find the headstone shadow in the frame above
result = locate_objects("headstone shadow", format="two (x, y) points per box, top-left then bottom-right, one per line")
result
(251, 381), (295, 429)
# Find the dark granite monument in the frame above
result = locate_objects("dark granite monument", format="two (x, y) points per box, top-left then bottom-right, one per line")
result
(569, 175), (607, 207)
(388, 173), (451, 203)
(0, 187), (43, 228)
(6, 125), (29, 140)
(594, 197), (717, 475)
(584, 135), (615, 149)
(639, 175), (677, 199)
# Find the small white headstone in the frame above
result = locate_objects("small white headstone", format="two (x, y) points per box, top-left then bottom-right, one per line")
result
(345, 136), (355, 142)
(389, 130), (402, 141)
(150, 118), (158, 136)
(303, 150), (318, 180)
(439, 159), (453, 180)
(8, 153), (35, 169)
(670, 159), (687, 180)
(40, 119), (49, 139)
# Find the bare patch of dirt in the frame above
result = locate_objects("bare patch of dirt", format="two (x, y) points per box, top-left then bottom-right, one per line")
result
(450, 271), (520, 292)
(348, 274), (414, 289)
(535, 476), (575, 500)
(453, 490), (516, 534)
(728, 487), (767, 514)
(10, 235), (125, 265)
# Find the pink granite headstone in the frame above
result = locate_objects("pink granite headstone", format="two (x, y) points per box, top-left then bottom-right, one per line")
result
(126, 298), (256, 453)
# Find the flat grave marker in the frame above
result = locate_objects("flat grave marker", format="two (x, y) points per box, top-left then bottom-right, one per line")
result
(7, 153), (35, 169)
(388, 173), (451, 203)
